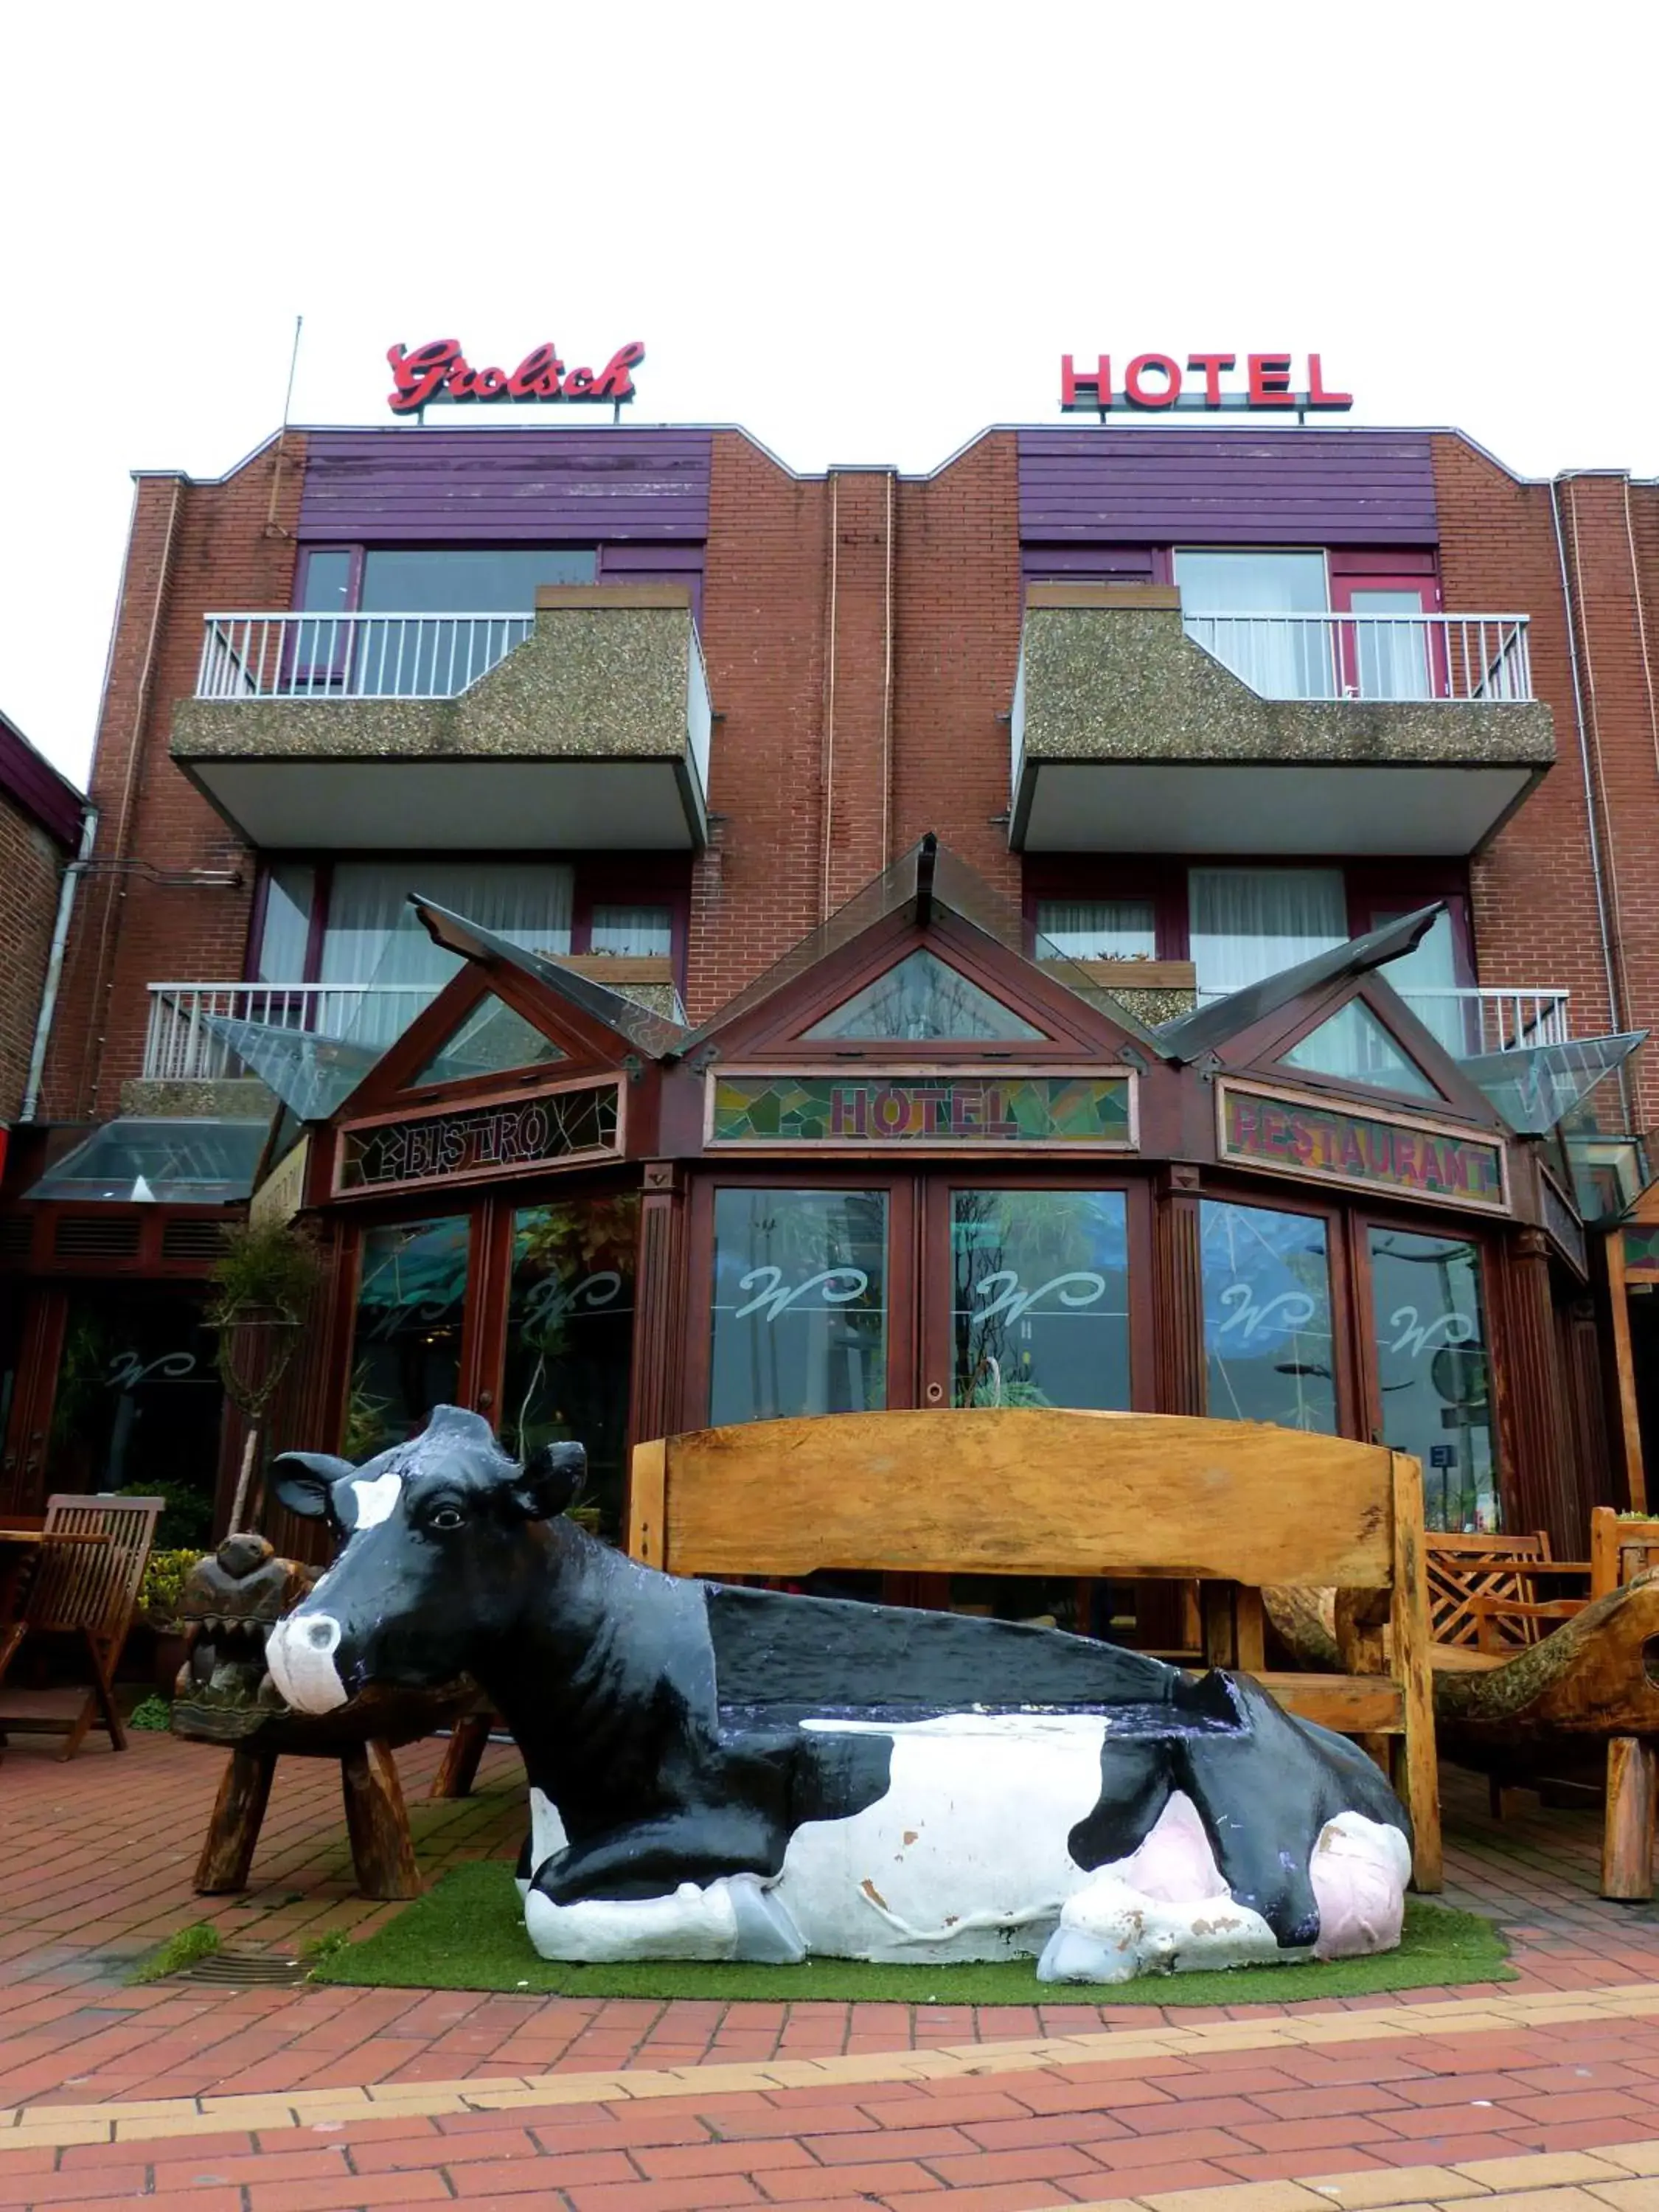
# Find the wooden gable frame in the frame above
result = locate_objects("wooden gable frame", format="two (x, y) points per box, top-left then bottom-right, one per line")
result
(695, 901), (1157, 1068)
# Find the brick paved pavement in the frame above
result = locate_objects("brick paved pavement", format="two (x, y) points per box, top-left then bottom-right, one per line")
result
(6, 1728), (1659, 2208)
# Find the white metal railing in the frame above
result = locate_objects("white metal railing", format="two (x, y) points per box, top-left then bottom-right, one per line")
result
(195, 613), (535, 701)
(143, 983), (439, 1081)
(1190, 982), (1570, 1060)
(1397, 986), (1571, 1058)
(1183, 611), (1534, 704)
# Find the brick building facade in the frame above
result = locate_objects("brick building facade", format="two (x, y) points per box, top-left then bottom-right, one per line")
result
(0, 709), (85, 1129)
(4, 408), (1658, 1540)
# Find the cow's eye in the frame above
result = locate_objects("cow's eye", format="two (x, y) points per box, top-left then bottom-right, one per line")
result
(426, 1503), (467, 1533)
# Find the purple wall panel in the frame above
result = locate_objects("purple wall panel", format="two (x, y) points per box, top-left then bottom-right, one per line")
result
(298, 429), (713, 543)
(1020, 545), (1158, 584)
(1018, 430), (1438, 546)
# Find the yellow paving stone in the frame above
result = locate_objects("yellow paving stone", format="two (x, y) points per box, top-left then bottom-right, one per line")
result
(1585, 2186), (1659, 2212)
(1593, 2151), (1659, 2179)
(0, 2124), (114, 2153)
(1455, 2158), (1634, 2191)
(190, 2098), (310, 2128)
(1140, 2181), (1332, 2212)
(1455, 2191), (1612, 2212)
(364, 2075), (529, 2103)
(1298, 2163), (1492, 2205)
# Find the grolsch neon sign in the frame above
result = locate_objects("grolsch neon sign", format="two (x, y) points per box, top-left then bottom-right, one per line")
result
(386, 340), (645, 414)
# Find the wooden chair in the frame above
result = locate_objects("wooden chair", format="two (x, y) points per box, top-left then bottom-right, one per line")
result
(629, 1408), (1441, 1891)
(1425, 1531), (1591, 1658)
(0, 1495), (162, 1759)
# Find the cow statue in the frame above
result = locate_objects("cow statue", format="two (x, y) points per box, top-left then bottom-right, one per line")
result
(265, 1406), (1412, 1983)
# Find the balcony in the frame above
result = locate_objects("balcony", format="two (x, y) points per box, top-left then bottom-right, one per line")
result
(171, 585), (713, 851)
(133, 960), (689, 1113)
(1009, 585), (1554, 856)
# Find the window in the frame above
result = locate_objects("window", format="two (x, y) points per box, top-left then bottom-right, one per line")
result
(710, 1189), (888, 1425)
(1282, 1003), (1439, 1099)
(1189, 867), (1346, 999)
(356, 548), (596, 613)
(348, 1217), (470, 1457)
(1035, 900), (1156, 961)
(588, 904), (672, 958)
(256, 863), (316, 982)
(410, 996), (565, 1088)
(1176, 549), (1332, 698)
(804, 950), (1045, 1043)
(1368, 1227), (1496, 1531)
(1200, 1200), (1337, 1433)
(254, 861), (574, 1051)
(501, 1194), (639, 1540)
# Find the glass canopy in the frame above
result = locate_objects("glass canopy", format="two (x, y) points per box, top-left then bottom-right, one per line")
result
(25, 1119), (271, 1203)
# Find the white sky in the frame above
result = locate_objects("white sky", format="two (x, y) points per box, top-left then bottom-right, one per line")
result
(3, 0), (1651, 788)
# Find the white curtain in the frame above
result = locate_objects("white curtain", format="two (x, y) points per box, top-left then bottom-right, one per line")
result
(589, 904), (672, 956)
(1177, 551), (1332, 700)
(1189, 868), (1346, 999)
(320, 862), (574, 1047)
(1034, 900), (1155, 960)
(1349, 591), (1433, 701)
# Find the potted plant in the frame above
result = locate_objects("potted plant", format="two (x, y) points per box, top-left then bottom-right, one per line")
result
(137, 1547), (203, 1692)
(208, 1220), (325, 1529)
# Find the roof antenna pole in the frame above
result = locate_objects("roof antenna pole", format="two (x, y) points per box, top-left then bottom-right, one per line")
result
(265, 313), (304, 538)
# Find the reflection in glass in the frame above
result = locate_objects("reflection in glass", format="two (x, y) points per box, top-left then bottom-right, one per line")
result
(501, 1194), (639, 1541)
(347, 1217), (470, 1458)
(1282, 1003), (1438, 1098)
(1035, 902), (1156, 961)
(1201, 1201), (1337, 1432)
(411, 997), (565, 1088)
(804, 950), (1044, 1042)
(953, 1191), (1130, 1410)
(1368, 1228), (1497, 1531)
(711, 1191), (887, 1425)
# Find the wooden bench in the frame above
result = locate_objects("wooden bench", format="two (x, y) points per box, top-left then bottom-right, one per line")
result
(628, 1408), (1441, 1891)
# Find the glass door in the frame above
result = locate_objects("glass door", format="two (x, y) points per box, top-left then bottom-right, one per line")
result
(701, 1182), (913, 1427)
(1331, 577), (1443, 701)
(1363, 1222), (1498, 1531)
(933, 1186), (1134, 1412)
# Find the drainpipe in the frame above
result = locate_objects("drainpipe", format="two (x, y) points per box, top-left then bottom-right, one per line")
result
(1549, 477), (1626, 1049)
(21, 803), (99, 1124)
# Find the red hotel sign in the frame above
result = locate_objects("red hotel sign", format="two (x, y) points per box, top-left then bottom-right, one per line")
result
(387, 339), (644, 414)
(1060, 352), (1352, 414)
(1217, 1081), (1507, 1214)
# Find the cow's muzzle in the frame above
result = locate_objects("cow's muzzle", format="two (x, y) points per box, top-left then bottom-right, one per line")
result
(265, 1610), (349, 1714)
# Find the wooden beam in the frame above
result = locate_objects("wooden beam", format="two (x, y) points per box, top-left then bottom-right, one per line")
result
(1605, 1228), (1648, 1513)
(628, 1438), (667, 1569)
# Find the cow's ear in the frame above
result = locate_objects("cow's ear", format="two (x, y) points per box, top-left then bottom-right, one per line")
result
(509, 1441), (586, 1523)
(272, 1451), (355, 1522)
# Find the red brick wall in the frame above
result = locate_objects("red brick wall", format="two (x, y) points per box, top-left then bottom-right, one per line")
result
(42, 437), (304, 1119)
(689, 437), (830, 1019)
(1439, 434), (1659, 1130)
(891, 432), (1023, 899)
(689, 431), (1023, 1022)
(0, 798), (67, 1124)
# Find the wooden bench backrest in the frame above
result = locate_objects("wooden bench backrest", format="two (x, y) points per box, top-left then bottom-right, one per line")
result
(1425, 1531), (1553, 1649)
(1591, 1509), (1659, 1599)
(630, 1409), (1410, 1592)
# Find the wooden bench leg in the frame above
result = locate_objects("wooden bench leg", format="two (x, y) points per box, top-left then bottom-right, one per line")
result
(195, 1747), (277, 1893)
(430, 1712), (492, 1800)
(1602, 1736), (1656, 1900)
(341, 1739), (420, 1900)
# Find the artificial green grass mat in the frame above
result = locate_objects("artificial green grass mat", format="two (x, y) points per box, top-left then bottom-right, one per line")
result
(307, 1860), (1512, 2003)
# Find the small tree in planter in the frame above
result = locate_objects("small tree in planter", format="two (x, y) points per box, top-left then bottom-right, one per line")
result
(209, 1220), (325, 1531)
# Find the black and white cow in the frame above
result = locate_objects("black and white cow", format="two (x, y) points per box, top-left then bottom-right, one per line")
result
(266, 1406), (1413, 1982)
